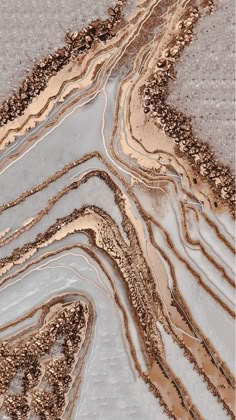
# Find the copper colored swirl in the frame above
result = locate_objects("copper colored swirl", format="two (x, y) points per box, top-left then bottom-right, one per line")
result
(0, 0), (235, 419)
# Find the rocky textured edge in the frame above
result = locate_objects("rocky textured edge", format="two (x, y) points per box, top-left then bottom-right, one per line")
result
(0, 0), (125, 128)
(140, 1), (235, 214)
(0, 0), (234, 213)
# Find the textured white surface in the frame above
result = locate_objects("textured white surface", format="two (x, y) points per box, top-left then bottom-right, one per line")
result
(168, 0), (235, 170)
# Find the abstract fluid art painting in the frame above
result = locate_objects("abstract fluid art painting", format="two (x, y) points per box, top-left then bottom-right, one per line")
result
(0, 0), (235, 419)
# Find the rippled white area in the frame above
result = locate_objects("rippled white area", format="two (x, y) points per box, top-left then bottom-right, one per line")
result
(0, 310), (40, 340)
(187, 211), (235, 278)
(0, 78), (127, 204)
(161, 199), (234, 310)
(153, 224), (235, 373)
(0, 173), (129, 259)
(157, 323), (228, 420)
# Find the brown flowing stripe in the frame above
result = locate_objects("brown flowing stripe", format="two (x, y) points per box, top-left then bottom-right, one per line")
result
(0, 167), (234, 415)
(0, 1), (234, 418)
(180, 201), (235, 288)
(0, 0), (127, 133)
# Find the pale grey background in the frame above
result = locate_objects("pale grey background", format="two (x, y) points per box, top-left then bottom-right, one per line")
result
(168, 0), (235, 170)
(0, 0), (117, 97)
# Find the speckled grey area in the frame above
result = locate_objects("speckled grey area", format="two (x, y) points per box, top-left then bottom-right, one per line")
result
(168, 0), (235, 171)
(0, 0), (120, 99)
